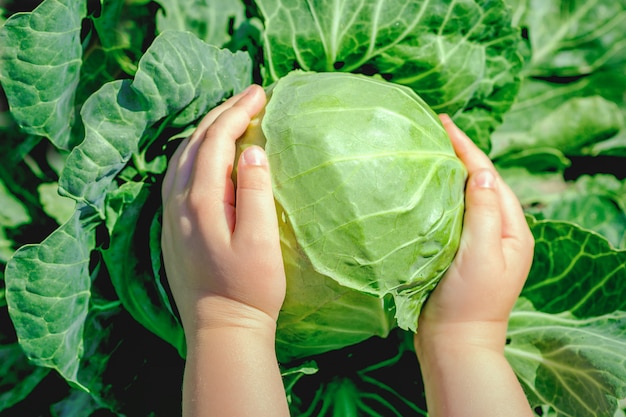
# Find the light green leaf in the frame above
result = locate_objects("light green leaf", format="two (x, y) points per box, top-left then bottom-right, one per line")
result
(58, 79), (148, 213)
(59, 30), (252, 213)
(155, 0), (245, 46)
(0, 178), (30, 228)
(524, 218), (626, 317)
(0, 178), (31, 261)
(4, 206), (99, 389)
(264, 72), (465, 332)
(507, 298), (626, 417)
(257, 0), (523, 151)
(0, 0), (86, 149)
(491, 75), (624, 165)
(0, 229), (15, 265)
(38, 182), (75, 226)
(503, 170), (626, 249)
(515, 0), (626, 77)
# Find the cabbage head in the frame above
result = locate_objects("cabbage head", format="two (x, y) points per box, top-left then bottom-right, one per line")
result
(236, 71), (466, 362)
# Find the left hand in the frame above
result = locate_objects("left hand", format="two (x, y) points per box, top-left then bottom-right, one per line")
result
(161, 85), (286, 339)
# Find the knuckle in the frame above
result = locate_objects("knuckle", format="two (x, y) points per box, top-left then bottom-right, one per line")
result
(238, 167), (271, 192)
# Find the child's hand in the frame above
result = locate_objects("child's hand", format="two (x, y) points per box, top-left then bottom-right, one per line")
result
(161, 85), (286, 337)
(416, 115), (535, 353)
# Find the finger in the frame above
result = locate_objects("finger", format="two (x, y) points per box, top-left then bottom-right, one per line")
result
(439, 114), (494, 174)
(497, 178), (529, 240)
(440, 115), (533, 274)
(460, 168), (503, 255)
(190, 85), (257, 144)
(161, 137), (189, 202)
(498, 178), (535, 273)
(174, 85), (264, 192)
(187, 86), (266, 233)
(232, 146), (280, 247)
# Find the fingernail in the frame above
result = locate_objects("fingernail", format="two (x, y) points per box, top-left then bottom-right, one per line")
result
(438, 114), (451, 124)
(242, 146), (267, 166)
(242, 84), (255, 96)
(473, 169), (496, 189)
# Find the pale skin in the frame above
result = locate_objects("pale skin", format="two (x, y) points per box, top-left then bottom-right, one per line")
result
(161, 85), (535, 417)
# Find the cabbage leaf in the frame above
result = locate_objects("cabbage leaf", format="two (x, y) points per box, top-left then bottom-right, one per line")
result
(256, 0), (523, 152)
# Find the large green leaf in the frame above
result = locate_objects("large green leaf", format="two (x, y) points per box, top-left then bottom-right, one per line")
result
(59, 30), (252, 214)
(155, 0), (245, 47)
(102, 181), (185, 357)
(0, 178), (31, 262)
(4, 206), (99, 389)
(0, 0), (86, 149)
(88, 0), (152, 78)
(491, 75), (625, 163)
(524, 218), (626, 318)
(512, 0), (626, 77)
(257, 0), (523, 151)
(3, 32), (251, 390)
(507, 299), (626, 417)
(502, 170), (626, 249)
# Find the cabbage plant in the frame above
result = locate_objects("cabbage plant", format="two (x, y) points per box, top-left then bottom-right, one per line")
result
(1, 0), (626, 416)
(236, 71), (466, 360)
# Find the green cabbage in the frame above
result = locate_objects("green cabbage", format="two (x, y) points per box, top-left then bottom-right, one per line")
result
(238, 71), (467, 362)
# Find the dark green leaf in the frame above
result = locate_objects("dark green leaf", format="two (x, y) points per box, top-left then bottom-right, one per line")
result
(155, 0), (245, 47)
(523, 218), (626, 317)
(59, 30), (252, 214)
(507, 298), (626, 417)
(4, 205), (100, 389)
(102, 182), (185, 357)
(0, 0), (86, 149)
(257, 0), (523, 152)
(0, 343), (50, 412)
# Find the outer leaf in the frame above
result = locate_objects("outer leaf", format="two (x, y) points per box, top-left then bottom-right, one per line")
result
(507, 298), (626, 417)
(38, 182), (75, 226)
(102, 181), (185, 357)
(491, 76), (624, 162)
(60, 300), (125, 415)
(502, 170), (626, 249)
(4, 205), (99, 389)
(0, 0), (86, 149)
(155, 0), (245, 47)
(515, 0), (626, 77)
(0, 178), (31, 262)
(523, 218), (626, 317)
(89, 0), (149, 77)
(59, 30), (252, 214)
(276, 216), (396, 362)
(257, 0), (523, 151)
(264, 72), (466, 332)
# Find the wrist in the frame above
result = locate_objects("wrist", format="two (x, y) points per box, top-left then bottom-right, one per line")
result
(414, 320), (509, 360)
(180, 294), (278, 346)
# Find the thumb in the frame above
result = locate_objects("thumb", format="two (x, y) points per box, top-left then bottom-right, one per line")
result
(461, 169), (502, 253)
(233, 146), (279, 244)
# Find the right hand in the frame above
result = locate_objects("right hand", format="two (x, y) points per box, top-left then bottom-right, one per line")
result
(415, 115), (535, 354)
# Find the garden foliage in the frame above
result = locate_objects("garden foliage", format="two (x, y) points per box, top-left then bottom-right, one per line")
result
(0, 0), (625, 415)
